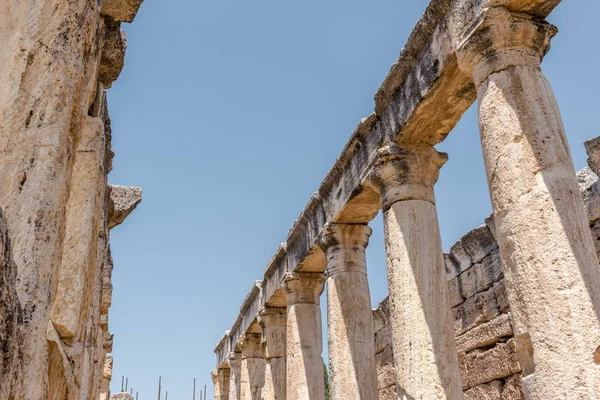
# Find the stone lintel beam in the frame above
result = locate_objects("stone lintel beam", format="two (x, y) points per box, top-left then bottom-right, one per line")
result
(109, 184), (142, 229)
(239, 281), (263, 335)
(101, 0), (145, 23)
(215, 331), (232, 369)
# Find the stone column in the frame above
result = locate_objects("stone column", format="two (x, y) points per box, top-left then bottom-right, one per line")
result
(258, 307), (287, 400)
(227, 352), (242, 400)
(283, 272), (326, 400)
(457, 7), (600, 398)
(237, 333), (266, 400)
(319, 223), (378, 400)
(369, 143), (463, 399)
(212, 368), (231, 400)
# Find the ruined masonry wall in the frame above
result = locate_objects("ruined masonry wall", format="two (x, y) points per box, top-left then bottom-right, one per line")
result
(0, 0), (144, 398)
(373, 139), (600, 400)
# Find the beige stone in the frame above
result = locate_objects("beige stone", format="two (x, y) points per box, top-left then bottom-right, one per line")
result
(101, 0), (145, 23)
(238, 333), (265, 400)
(227, 352), (242, 400)
(258, 307), (286, 400)
(458, 6), (600, 398)
(213, 368), (231, 400)
(283, 272), (326, 400)
(370, 143), (463, 399)
(320, 223), (378, 400)
(109, 185), (143, 229)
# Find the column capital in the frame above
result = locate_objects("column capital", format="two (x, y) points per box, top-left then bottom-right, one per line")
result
(318, 223), (372, 252)
(211, 369), (219, 384)
(258, 307), (286, 328)
(227, 351), (242, 370)
(368, 143), (447, 210)
(258, 307), (287, 359)
(457, 6), (557, 87)
(236, 333), (263, 359)
(283, 272), (326, 306)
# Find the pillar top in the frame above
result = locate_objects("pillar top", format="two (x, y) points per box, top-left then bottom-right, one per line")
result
(211, 369), (218, 384)
(236, 333), (263, 359)
(318, 222), (372, 252)
(226, 351), (242, 369)
(457, 6), (557, 87)
(258, 307), (287, 327)
(283, 272), (326, 306)
(368, 142), (447, 210)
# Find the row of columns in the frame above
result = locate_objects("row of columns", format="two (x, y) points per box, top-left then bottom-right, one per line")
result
(214, 7), (600, 399)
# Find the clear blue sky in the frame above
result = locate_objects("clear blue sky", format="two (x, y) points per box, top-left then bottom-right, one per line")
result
(107, 1), (600, 397)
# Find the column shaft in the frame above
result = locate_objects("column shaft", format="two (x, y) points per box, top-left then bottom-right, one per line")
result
(238, 333), (266, 400)
(370, 143), (463, 399)
(213, 368), (231, 400)
(320, 223), (378, 400)
(259, 307), (287, 400)
(458, 7), (600, 398)
(284, 272), (326, 400)
(227, 353), (242, 400)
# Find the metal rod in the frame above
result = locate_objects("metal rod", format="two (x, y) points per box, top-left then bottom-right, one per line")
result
(204, 384), (207, 400)
(126, 378), (129, 391)
(193, 378), (196, 400)
(158, 376), (162, 400)
(121, 376), (124, 392)
(165, 391), (168, 400)
(136, 392), (139, 400)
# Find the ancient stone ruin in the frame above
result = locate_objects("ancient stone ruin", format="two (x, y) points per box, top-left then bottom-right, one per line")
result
(0, 0), (144, 399)
(212, 1), (600, 399)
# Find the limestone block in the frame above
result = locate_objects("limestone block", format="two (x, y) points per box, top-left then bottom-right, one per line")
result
(585, 136), (600, 176)
(446, 238), (473, 279)
(577, 167), (600, 224)
(101, 0), (145, 23)
(372, 298), (390, 332)
(461, 225), (498, 264)
(374, 323), (392, 353)
(485, 214), (497, 241)
(375, 344), (394, 367)
(109, 185), (143, 228)
(456, 313), (513, 353)
(376, 363), (396, 390)
(453, 280), (509, 336)
(103, 331), (114, 352)
(378, 384), (398, 400)
(100, 19), (127, 89)
(501, 374), (524, 400)
(459, 339), (521, 390)
(447, 275), (464, 307)
(591, 220), (600, 258)
(464, 380), (503, 400)
(110, 393), (134, 400)
(456, 249), (504, 299)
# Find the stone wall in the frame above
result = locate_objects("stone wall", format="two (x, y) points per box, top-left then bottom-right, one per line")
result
(373, 143), (600, 399)
(0, 0), (144, 398)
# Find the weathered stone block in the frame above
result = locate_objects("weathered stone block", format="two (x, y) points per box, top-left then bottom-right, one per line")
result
(585, 136), (600, 176)
(577, 167), (600, 224)
(456, 249), (504, 299)
(374, 324), (392, 353)
(461, 225), (497, 264)
(100, 19), (127, 89)
(459, 339), (521, 390)
(456, 313), (513, 353)
(453, 280), (509, 336)
(501, 374), (524, 400)
(446, 240), (473, 280)
(109, 185), (143, 229)
(375, 343), (394, 367)
(464, 380), (503, 400)
(101, 0), (145, 23)
(378, 384), (398, 400)
(447, 275), (465, 307)
(376, 362), (396, 390)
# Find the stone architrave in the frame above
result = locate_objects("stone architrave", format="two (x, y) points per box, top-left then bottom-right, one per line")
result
(319, 223), (378, 400)
(212, 368), (231, 400)
(227, 352), (242, 400)
(369, 143), (464, 399)
(237, 333), (266, 400)
(457, 6), (600, 398)
(283, 272), (326, 400)
(258, 307), (287, 400)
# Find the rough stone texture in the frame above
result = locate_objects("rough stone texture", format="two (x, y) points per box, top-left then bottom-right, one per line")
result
(100, 19), (127, 89)
(585, 137), (600, 176)
(101, 0), (145, 23)
(109, 185), (143, 228)
(370, 143), (463, 400)
(320, 223), (378, 400)
(284, 273), (326, 400)
(110, 393), (135, 400)
(258, 307), (286, 400)
(458, 6), (600, 398)
(0, 0), (144, 398)
(0, 209), (24, 399)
